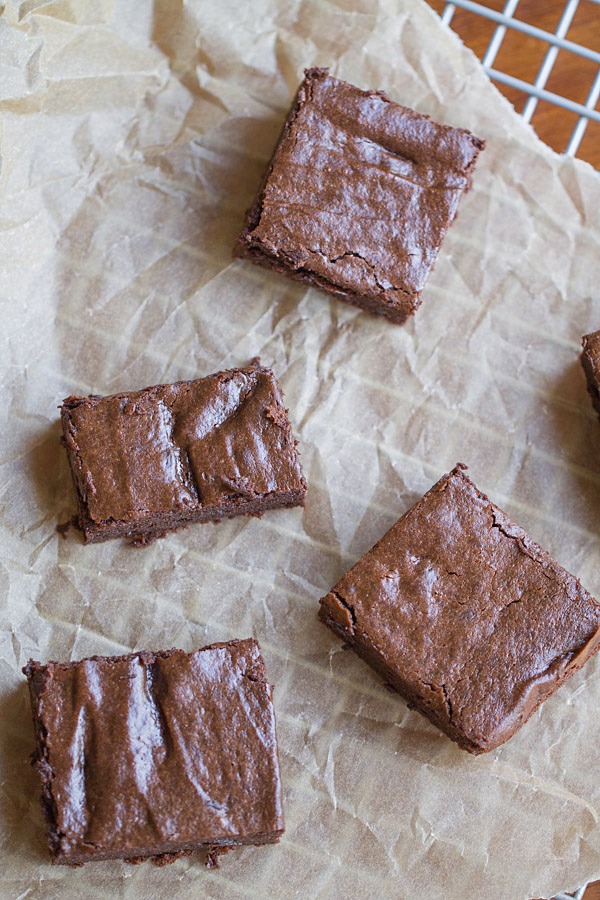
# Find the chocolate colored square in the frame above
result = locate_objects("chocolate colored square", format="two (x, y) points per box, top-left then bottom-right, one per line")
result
(61, 362), (306, 544)
(236, 67), (484, 324)
(319, 464), (600, 753)
(581, 329), (600, 419)
(24, 639), (284, 865)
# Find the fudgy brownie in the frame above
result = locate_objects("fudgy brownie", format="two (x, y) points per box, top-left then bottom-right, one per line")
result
(24, 640), (284, 865)
(61, 362), (306, 543)
(581, 330), (600, 419)
(236, 67), (484, 324)
(319, 464), (600, 753)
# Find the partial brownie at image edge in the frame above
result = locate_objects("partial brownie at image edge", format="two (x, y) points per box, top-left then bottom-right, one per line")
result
(23, 639), (284, 866)
(60, 360), (306, 544)
(236, 67), (484, 324)
(581, 329), (600, 419)
(319, 463), (600, 753)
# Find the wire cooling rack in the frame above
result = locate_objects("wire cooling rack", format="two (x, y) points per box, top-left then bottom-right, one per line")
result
(433, 0), (600, 165)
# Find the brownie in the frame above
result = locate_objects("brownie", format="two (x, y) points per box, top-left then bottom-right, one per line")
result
(581, 330), (600, 419)
(60, 362), (306, 543)
(23, 639), (284, 865)
(236, 67), (484, 324)
(319, 464), (600, 753)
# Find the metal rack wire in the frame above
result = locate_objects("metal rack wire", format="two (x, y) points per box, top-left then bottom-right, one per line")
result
(439, 0), (600, 157)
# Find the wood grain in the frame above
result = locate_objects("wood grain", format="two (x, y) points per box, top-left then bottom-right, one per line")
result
(426, 0), (600, 169)
(424, 3), (600, 898)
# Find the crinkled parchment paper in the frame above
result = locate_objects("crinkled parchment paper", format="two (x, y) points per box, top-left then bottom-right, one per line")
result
(1, 1), (600, 898)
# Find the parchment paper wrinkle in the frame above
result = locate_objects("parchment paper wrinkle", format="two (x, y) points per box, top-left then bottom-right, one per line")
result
(1, 1), (600, 898)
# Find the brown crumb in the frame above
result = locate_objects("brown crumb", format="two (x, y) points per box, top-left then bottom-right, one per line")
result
(128, 531), (169, 548)
(206, 846), (233, 869)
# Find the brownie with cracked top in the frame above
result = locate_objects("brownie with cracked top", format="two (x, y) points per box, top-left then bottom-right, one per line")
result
(60, 361), (306, 544)
(581, 329), (600, 419)
(319, 464), (600, 753)
(23, 639), (284, 865)
(236, 67), (484, 324)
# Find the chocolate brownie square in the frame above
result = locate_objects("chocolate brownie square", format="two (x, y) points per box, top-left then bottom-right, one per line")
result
(61, 362), (306, 544)
(236, 67), (484, 323)
(319, 464), (600, 753)
(24, 640), (284, 865)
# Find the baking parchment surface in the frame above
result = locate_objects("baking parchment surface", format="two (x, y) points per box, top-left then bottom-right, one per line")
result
(1, 1), (600, 898)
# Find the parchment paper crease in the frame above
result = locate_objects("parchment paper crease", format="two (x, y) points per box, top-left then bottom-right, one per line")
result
(1, 1), (600, 898)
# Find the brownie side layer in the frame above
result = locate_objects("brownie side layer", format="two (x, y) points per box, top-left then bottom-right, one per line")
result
(24, 640), (284, 865)
(60, 362), (306, 543)
(319, 464), (600, 753)
(236, 67), (484, 324)
(581, 330), (600, 419)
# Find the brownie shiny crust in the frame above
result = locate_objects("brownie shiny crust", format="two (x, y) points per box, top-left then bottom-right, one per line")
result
(24, 640), (284, 865)
(319, 464), (600, 753)
(236, 67), (484, 324)
(60, 362), (306, 544)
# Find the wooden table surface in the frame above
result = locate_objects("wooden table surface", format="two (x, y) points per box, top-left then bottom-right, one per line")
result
(425, 2), (600, 898)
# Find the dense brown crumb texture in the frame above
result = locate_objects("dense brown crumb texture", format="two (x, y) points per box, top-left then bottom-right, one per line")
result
(581, 330), (600, 420)
(23, 640), (284, 865)
(236, 67), (484, 324)
(319, 464), (600, 753)
(60, 362), (306, 543)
